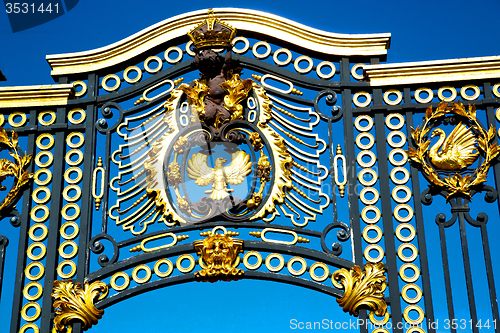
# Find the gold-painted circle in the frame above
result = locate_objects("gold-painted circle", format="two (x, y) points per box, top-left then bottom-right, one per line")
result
(154, 259), (173, 278)
(309, 262), (329, 282)
(176, 254), (195, 273)
(391, 167), (410, 185)
(353, 91), (372, 107)
(351, 63), (365, 80)
(63, 185), (82, 202)
(362, 225), (383, 244)
(399, 263), (420, 283)
(396, 223), (416, 242)
(493, 83), (500, 98)
(294, 55), (313, 74)
(57, 260), (76, 279)
(316, 61), (336, 80)
(386, 113), (405, 130)
(357, 150), (377, 168)
(102, 74), (121, 92)
(0, 115), (4, 127)
(164, 46), (183, 64)
(389, 148), (408, 166)
(65, 149), (84, 166)
(8, 112), (27, 127)
(110, 272), (130, 291)
(59, 240), (78, 259)
(403, 305), (425, 325)
(32, 186), (50, 204)
(66, 132), (84, 149)
(384, 89), (403, 105)
(415, 87), (433, 103)
(360, 187), (380, 205)
(252, 41), (271, 59)
(25, 262), (44, 281)
(21, 302), (41, 322)
(232, 37), (250, 54)
(23, 282), (43, 301)
(392, 185), (412, 204)
(27, 242), (46, 261)
(356, 132), (375, 150)
(460, 84), (480, 101)
(68, 108), (86, 125)
(64, 167), (83, 184)
(35, 151), (53, 168)
(354, 115), (374, 132)
(372, 329), (389, 333)
(61, 222), (79, 240)
(123, 66), (142, 84)
(73, 80), (87, 97)
(34, 169), (52, 186)
(398, 243), (418, 263)
(394, 204), (414, 223)
(30, 205), (49, 223)
(265, 253), (284, 272)
(387, 131), (407, 148)
(361, 206), (381, 224)
(364, 244), (384, 263)
(35, 134), (54, 150)
(61, 203), (81, 221)
(287, 256), (307, 276)
(369, 311), (390, 326)
(38, 111), (56, 126)
(19, 323), (39, 333)
(402, 284), (422, 304)
(186, 41), (196, 57)
(438, 86), (457, 102)
(407, 328), (426, 333)
(273, 48), (292, 66)
(132, 264), (152, 284)
(29, 224), (48, 242)
(358, 168), (378, 187)
(243, 251), (262, 270)
(144, 56), (163, 73)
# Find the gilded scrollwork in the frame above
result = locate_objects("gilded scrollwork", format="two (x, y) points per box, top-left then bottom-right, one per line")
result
(331, 262), (388, 317)
(407, 101), (499, 199)
(0, 128), (32, 214)
(52, 280), (108, 333)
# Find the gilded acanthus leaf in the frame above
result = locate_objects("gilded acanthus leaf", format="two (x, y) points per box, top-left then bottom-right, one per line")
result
(331, 262), (387, 317)
(52, 280), (108, 333)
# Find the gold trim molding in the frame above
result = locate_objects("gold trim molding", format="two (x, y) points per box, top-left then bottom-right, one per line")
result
(52, 280), (108, 333)
(364, 55), (500, 86)
(46, 8), (391, 75)
(0, 84), (74, 108)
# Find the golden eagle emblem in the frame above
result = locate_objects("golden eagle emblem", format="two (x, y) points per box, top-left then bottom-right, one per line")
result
(429, 122), (479, 170)
(186, 151), (252, 201)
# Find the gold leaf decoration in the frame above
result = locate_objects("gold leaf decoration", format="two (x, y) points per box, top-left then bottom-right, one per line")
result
(407, 102), (499, 199)
(0, 127), (33, 213)
(52, 280), (108, 333)
(331, 263), (387, 317)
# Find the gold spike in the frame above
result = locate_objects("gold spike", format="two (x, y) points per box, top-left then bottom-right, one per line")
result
(291, 88), (303, 96)
(249, 231), (262, 238)
(173, 77), (184, 86)
(283, 201), (300, 219)
(281, 128), (318, 149)
(291, 160), (321, 176)
(251, 74), (262, 82)
(297, 237), (310, 243)
(134, 96), (146, 106)
(200, 231), (212, 237)
(291, 184), (321, 204)
(336, 144), (343, 155)
(117, 193), (148, 215)
(272, 105), (311, 122)
(129, 245), (142, 253)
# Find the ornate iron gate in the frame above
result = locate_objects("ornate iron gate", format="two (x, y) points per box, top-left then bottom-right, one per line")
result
(1, 8), (499, 333)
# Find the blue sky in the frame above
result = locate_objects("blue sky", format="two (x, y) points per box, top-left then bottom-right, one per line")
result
(1, 1), (500, 333)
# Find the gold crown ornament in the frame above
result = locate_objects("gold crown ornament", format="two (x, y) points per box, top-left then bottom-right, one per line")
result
(188, 9), (236, 50)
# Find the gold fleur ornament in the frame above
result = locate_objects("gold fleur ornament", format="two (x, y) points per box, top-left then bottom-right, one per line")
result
(52, 280), (109, 333)
(407, 102), (499, 199)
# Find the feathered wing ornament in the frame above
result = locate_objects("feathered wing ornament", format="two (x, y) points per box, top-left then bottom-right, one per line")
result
(223, 151), (252, 185)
